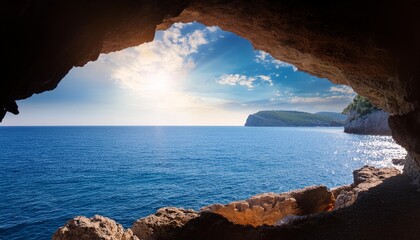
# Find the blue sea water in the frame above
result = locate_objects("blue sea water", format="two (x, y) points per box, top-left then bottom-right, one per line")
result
(0, 126), (406, 239)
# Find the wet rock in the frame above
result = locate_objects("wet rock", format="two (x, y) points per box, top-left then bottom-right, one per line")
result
(52, 215), (138, 240)
(130, 207), (199, 240)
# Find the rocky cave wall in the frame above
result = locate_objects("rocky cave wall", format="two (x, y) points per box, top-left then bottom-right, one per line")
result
(2, 0), (420, 179)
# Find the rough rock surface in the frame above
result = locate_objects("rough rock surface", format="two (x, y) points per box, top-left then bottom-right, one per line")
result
(389, 113), (420, 184)
(202, 185), (333, 226)
(130, 207), (199, 240)
(333, 166), (401, 209)
(156, 174), (420, 240)
(344, 110), (391, 135)
(52, 215), (138, 240)
(201, 193), (299, 227)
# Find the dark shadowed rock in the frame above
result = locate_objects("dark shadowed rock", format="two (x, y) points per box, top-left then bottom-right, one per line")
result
(392, 158), (406, 166)
(289, 185), (334, 214)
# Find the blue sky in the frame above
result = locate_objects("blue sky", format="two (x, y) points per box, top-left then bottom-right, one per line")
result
(3, 22), (355, 126)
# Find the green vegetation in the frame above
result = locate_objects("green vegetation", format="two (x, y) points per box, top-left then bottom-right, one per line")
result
(245, 110), (345, 127)
(342, 95), (378, 116)
(315, 112), (348, 122)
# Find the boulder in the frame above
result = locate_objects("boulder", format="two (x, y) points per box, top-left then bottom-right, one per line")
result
(52, 215), (138, 240)
(289, 185), (334, 214)
(130, 207), (199, 240)
(333, 166), (400, 209)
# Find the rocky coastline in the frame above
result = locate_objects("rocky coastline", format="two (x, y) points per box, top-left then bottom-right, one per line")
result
(342, 95), (392, 136)
(52, 165), (401, 240)
(344, 110), (392, 135)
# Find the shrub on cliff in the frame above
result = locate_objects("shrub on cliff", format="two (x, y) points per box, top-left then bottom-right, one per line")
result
(342, 95), (379, 116)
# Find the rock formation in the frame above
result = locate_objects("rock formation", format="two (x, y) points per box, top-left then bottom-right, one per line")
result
(52, 166), (401, 240)
(130, 207), (199, 240)
(201, 186), (335, 227)
(344, 110), (392, 135)
(342, 95), (392, 135)
(333, 166), (400, 209)
(52, 215), (138, 240)
(201, 193), (299, 227)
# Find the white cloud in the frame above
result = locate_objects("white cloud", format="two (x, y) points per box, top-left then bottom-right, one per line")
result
(216, 74), (257, 89)
(329, 85), (355, 95)
(92, 22), (237, 119)
(254, 50), (297, 70)
(254, 51), (269, 64)
(216, 74), (274, 89)
(206, 26), (219, 32)
(257, 75), (273, 86)
(109, 23), (217, 94)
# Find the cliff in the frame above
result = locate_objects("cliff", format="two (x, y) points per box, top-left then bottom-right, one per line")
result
(344, 110), (391, 135)
(245, 111), (345, 127)
(343, 96), (392, 135)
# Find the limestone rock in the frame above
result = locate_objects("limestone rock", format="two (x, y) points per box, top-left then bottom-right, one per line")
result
(353, 166), (400, 191)
(330, 185), (353, 199)
(52, 215), (138, 240)
(333, 190), (357, 209)
(333, 166), (400, 209)
(344, 110), (391, 135)
(202, 193), (299, 227)
(130, 207), (199, 240)
(289, 185), (334, 214)
(202, 186), (333, 227)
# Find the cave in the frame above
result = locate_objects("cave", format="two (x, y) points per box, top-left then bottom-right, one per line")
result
(2, 0), (420, 239)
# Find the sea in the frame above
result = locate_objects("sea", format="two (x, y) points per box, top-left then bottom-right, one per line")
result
(0, 126), (406, 239)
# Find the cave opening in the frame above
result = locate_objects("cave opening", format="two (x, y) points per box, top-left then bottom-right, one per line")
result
(0, 21), (408, 240)
(2, 1), (420, 239)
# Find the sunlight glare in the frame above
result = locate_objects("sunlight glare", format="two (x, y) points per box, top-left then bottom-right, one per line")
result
(149, 71), (172, 94)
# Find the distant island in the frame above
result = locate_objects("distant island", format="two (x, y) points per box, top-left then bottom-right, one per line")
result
(342, 95), (391, 135)
(245, 110), (346, 127)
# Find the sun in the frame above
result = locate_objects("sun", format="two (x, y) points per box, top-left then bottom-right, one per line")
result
(148, 71), (172, 94)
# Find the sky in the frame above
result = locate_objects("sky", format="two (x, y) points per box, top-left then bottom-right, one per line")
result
(3, 22), (356, 126)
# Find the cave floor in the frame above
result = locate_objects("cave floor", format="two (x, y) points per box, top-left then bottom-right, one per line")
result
(171, 174), (420, 240)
